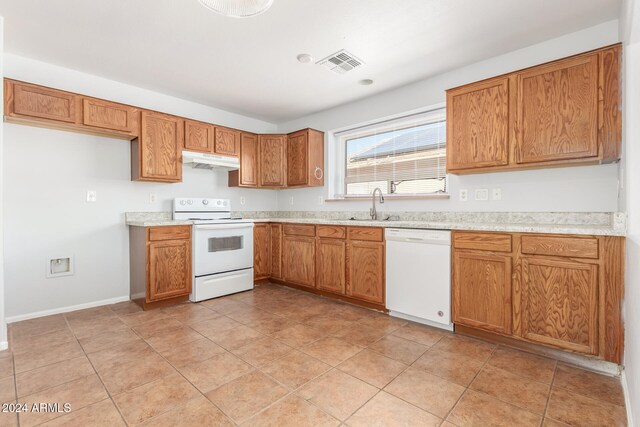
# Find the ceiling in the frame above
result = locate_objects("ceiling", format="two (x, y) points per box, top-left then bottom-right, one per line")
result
(0, 0), (621, 122)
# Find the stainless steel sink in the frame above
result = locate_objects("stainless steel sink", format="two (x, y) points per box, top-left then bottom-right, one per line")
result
(347, 216), (400, 222)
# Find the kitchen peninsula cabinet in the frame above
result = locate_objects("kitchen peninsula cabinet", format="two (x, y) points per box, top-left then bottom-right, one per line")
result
(446, 44), (621, 174)
(131, 111), (183, 182)
(452, 231), (624, 363)
(129, 225), (192, 310)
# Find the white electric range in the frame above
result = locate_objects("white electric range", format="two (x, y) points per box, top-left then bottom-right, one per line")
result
(173, 198), (254, 302)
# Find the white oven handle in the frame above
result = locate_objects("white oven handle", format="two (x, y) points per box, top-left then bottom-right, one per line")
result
(195, 223), (254, 231)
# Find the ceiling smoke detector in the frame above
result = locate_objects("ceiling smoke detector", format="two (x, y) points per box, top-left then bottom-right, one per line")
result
(317, 49), (365, 74)
(198, 0), (274, 18)
(297, 53), (313, 64)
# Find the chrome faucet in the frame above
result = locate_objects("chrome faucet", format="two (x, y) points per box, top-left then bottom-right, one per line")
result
(370, 188), (385, 220)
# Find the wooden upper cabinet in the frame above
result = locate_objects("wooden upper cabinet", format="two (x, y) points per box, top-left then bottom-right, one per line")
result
(6, 80), (79, 123)
(229, 132), (259, 187)
(452, 251), (512, 334)
(446, 45), (621, 174)
(516, 54), (599, 164)
(287, 129), (325, 187)
(82, 98), (139, 135)
(259, 134), (287, 187)
(132, 111), (183, 182)
(254, 223), (270, 281)
(184, 119), (214, 153)
(447, 76), (510, 171)
(215, 126), (241, 157)
(519, 257), (599, 355)
(347, 240), (385, 304)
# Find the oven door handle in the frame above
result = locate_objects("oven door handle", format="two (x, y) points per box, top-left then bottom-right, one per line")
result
(194, 223), (254, 230)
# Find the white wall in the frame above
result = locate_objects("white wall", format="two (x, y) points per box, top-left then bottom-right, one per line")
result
(621, 0), (640, 424)
(275, 21), (622, 213)
(0, 17), (6, 348)
(3, 57), (280, 320)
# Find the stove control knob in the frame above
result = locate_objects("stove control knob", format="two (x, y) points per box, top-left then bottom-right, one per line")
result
(223, 201), (228, 206)
(216, 200), (222, 206)
(187, 200), (193, 205)
(202, 200), (209, 205)
(179, 200), (186, 206)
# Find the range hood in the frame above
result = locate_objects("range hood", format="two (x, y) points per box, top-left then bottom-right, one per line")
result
(182, 151), (240, 170)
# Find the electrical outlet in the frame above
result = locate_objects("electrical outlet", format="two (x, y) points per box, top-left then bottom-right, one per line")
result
(459, 189), (468, 201)
(475, 189), (489, 201)
(289, 196), (294, 205)
(149, 193), (157, 203)
(86, 190), (97, 203)
(319, 196), (324, 205)
(492, 188), (502, 201)
(240, 196), (246, 205)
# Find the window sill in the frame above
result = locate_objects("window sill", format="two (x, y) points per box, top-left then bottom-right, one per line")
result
(325, 194), (450, 202)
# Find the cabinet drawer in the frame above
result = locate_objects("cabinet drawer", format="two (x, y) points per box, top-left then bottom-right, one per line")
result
(148, 226), (191, 241)
(521, 235), (599, 259)
(347, 227), (384, 242)
(453, 232), (512, 252)
(283, 224), (316, 237)
(317, 225), (346, 239)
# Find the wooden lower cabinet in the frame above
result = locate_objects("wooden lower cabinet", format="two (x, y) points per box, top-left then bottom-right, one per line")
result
(269, 223), (283, 280)
(316, 238), (346, 295)
(254, 223), (270, 280)
(519, 256), (599, 355)
(282, 235), (316, 287)
(346, 240), (385, 305)
(452, 231), (624, 363)
(129, 225), (192, 310)
(452, 251), (512, 334)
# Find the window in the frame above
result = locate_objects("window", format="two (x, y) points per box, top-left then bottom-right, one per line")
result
(331, 107), (447, 198)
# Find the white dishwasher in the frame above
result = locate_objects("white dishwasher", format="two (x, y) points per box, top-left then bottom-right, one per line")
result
(385, 228), (452, 331)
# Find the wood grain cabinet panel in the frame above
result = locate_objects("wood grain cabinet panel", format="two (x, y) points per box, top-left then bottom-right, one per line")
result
(259, 134), (287, 187)
(283, 224), (316, 237)
(287, 129), (325, 187)
(10, 81), (78, 123)
(82, 98), (139, 135)
(521, 235), (599, 259)
(148, 239), (191, 302)
(447, 77), (510, 171)
(283, 235), (316, 288)
(516, 54), (599, 164)
(453, 232), (512, 252)
(215, 127), (241, 157)
(347, 241), (384, 304)
(132, 111), (183, 182)
(452, 251), (512, 334)
(347, 226), (384, 242)
(254, 223), (271, 281)
(184, 120), (214, 153)
(229, 132), (259, 187)
(269, 223), (283, 280)
(148, 225), (191, 241)
(316, 239), (346, 295)
(519, 257), (599, 355)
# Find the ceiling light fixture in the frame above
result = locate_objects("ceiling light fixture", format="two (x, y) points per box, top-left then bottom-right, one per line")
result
(297, 54), (313, 64)
(198, 0), (274, 18)
(359, 79), (374, 86)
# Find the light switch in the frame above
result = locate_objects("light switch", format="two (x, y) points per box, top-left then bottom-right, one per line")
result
(86, 190), (97, 202)
(475, 189), (489, 201)
(240, 196), (246, 205)
(149, 193), (158, 203)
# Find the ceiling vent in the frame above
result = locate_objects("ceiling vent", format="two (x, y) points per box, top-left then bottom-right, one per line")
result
(317, 50), (365, 74)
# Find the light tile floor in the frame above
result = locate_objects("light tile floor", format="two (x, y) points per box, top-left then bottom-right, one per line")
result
(0, 283), (628, 426)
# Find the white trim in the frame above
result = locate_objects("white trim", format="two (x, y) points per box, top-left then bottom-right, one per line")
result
(0, 341), (7, 351)
(5, 295), (130, 323)
(621, 369), (635, 427)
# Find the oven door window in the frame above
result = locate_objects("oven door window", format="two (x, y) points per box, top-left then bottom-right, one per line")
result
(208, 236), (243, 252)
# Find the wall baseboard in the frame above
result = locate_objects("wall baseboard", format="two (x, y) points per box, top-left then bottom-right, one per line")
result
(621, 369), (635, 427)
(5, 295), (130, 324)
(0, 341), (7, 351)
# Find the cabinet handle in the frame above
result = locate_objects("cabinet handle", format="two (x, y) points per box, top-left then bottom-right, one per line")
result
(314, 167), (323, 180)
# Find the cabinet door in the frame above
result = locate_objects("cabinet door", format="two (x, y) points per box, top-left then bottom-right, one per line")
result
(269, 223), (283, 280)
(282, 236), (315, 287)
(446, 77), (510, 171)
(516, 54), (599, 163)
(82, 98), (138, 135)
(287, 131), (308, 186)
(519, 257), (598, 355)
(452, 251), (512, 334)
(215, 127), (241, 157)
(316, 239), (346, 295)
(346, 241), (384, 304)
(148, 239), (191, 302)
(137, 111), (183, 182)
(239, 133), (259, 187)
(254, 223), (270, 280)
(259, 135), (287, 187)
(184, 120), (213, 153)
(11, 81), (78, 123)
